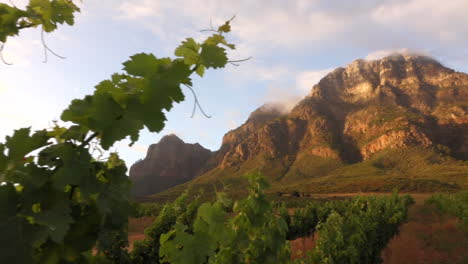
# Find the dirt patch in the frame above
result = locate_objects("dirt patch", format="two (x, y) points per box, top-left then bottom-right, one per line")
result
(128, 216), (156, 250)
(290, 233), (318, 260)
(381, 204), (468, 264)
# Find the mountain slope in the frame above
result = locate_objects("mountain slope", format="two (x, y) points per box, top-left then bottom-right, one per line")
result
(129, 134), (212, 196)
(131, 54), (468, 200)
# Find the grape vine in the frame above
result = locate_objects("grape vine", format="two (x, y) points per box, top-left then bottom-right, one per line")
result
(0, 1), (240, 262)
(0, 0), (80, 63)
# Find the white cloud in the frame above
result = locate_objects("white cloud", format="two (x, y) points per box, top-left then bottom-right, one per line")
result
(258, 68), (332, 113)
(226, 61), (292, 83)
(131, 144), (148, 154)
(371, 0), (468, 43)
(364, 48), (432, 60)
(261, 84), (302, 113)
(112, 0), (468, 57)
(295, 68), (333, 94)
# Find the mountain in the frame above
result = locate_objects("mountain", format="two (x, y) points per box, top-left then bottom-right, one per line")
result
(131, 54), (468, 199)
(129, 134), (212, 196)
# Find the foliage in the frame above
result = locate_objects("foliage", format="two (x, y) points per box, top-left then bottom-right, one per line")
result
(131, 202), (164, 217)
(301, 194), (414, 264)
(158, 172), (291, 264)
(0, 0), (80, 43)
(0, 1), (239, 262)
(131, 193), (201, 264)
(426, 191), (468, 226)
(132, 175), (414, 264)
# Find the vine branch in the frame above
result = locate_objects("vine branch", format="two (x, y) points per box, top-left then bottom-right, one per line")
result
(183, 84), (212, 118)
(228, 56), (252, 66)
(0, 43), (13, 65)
(41, 27), (66, 63)
(80, 132), (99, 148)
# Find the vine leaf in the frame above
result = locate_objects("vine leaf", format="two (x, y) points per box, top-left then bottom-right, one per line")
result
(43, 143), (98, 195)
(122, 53), (163, 77)
(5, 128), (50, 160)
(175, 38), (200, 65)
(200, 44), (228, 69)
(217, 20), (232, 33)
(0, 4), (26, 42)
(26, 0), (79, 32)
(33, 199), (73, 243)
(204, 34), (235, 49)
(196, 65), (205, 77)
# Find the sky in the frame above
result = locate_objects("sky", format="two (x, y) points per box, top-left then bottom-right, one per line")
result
(1, 0), (468, 170)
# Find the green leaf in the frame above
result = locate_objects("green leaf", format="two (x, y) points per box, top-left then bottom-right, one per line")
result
(88, 93), (144, 149)
(0, 182), (17, 221)
(5, 128), (50, 160)
(6, 163), (50, 188)
(0, 183), (37, 263)
(107, 153), (125, 170)
(34, 200), (73, 243)
(139, 59), (190, 111)
(62, 93), (144, 149)
(42, 143), (99, 195)
(95, 79), (129, 107)
(27, 0), (79, 32)
(123, 53), (170, 77)
(200, 44), (228, 69)
(0, 144), (7, 177)
(0, 4), (27, 42)
(175, 38), (200, 65)
(195, 65), (205, 77)
(217, 21), (231, 33)
(160, 222), (215, 264)
(194, 202), (229, 242)
(27, 0), (55, 32)
(50, 0), (80, 26)
(61, 96), (94, 128)
(60, 125), (87, 142)
(32, 203), (42, 213)
(204, 34), (235, 49)
(127, 97), (167, 133)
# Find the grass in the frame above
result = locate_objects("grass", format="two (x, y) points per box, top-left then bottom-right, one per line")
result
(145, 147), (468, 204)
(276, 147), (468, 194)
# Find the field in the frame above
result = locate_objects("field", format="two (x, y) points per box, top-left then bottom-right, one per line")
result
(129, 192), (468, 263)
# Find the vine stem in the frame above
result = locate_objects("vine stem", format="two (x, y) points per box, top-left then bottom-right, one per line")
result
(183, 84), (212, 118)
(80, 132), (99, 148)
(68, 185), (77, 200)
(41, 27), (66, 63)
(228, 56), (252, 66)
(0, 43), (13, 65)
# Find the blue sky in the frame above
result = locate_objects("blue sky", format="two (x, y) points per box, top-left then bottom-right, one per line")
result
(1, 0), (468, 169)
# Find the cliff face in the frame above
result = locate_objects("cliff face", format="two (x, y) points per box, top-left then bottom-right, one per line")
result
(218, 54), (468, 172)
(130, 54), (468, 196)
(129, 134), (212, 196)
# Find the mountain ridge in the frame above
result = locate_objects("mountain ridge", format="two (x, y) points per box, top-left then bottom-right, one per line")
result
(130, 54), (468, 198)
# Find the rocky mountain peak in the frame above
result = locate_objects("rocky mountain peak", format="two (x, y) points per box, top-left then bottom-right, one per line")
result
(130, 54), (468, 197)
(129, 135), (212, 196)
(308, 54), (460, 110)
(160, 133), (183, 142)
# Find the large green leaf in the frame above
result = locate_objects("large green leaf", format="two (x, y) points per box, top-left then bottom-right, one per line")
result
(5, 128), (50, 160)
(200, 44), (228, 69)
